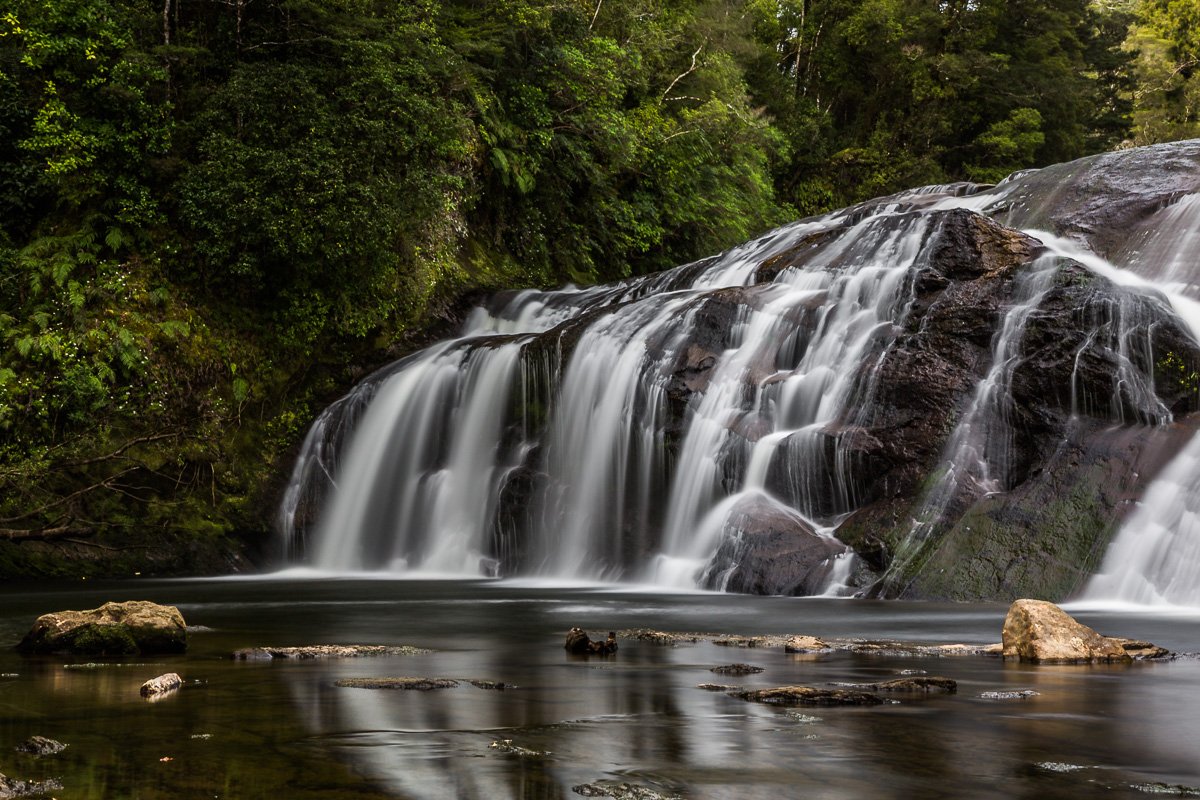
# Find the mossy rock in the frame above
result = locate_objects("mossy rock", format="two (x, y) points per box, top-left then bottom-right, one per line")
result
(15, 600), (187, 656)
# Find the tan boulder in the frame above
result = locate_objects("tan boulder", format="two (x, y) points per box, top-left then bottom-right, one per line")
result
(16, 601), (187, 656)
(1001, 599), (1132, 663)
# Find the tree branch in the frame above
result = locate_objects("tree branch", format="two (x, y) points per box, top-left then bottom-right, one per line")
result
(662, 44), (704, 101)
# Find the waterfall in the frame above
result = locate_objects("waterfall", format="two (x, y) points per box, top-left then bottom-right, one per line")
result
(278, 141), (1200, 599)
(1068, 192), (1200, 606)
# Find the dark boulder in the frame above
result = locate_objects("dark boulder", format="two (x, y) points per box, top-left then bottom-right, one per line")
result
(700, 494), (850, 595)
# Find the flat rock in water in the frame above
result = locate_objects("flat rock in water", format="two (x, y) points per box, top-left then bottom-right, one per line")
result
(488, 739), (547, 757)
(1001, 600), (1162, 663)
(14, 736), (67, 756)
(732, 685), (884, 707)
(571, 782), (682, 799)
(842, 677), (957, 693)
(232, 644), (431, 660)
(468, 680), (514, 690)
(710, 663), (763, 675)
(141, 672), (183, 698)
(980, 690), (1040, 700)
(696, 683), (739, 691)
(335, 677), (459, 690)
(16, 600), (186, 656)
(617, 629), (707, 645)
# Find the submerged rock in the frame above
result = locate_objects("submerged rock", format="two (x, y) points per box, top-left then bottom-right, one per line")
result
(732, 685), (884, 707)
(13, 736), (67, 756)
(231, 644), (431, 660)
(710, 663), (764, 675)
(16, 601), (186, 656)
(140, 672), (183, 698)
(334, 677), (459, 690)
(1001, 599), (1167, 662)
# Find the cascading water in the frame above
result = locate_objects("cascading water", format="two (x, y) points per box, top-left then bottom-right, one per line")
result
(280, 140), (1200, 601)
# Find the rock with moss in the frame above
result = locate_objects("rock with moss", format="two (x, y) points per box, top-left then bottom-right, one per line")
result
(15, 601), (186, 656)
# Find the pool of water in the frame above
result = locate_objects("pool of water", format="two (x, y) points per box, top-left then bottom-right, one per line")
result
(1, 578), (1198, 799)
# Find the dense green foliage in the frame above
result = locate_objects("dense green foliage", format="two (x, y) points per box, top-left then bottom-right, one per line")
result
(0, 0), (1194, 573)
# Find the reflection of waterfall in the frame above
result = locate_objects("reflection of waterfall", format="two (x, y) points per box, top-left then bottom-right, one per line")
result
(279, 141), (1200, 598)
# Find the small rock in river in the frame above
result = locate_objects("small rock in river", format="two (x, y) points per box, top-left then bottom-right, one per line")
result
(14, 736), (67, 756)
(784, 636), (830, 653)
(696, 683), (739, 691)
(979, 689), (1040, 700)
(468, 680), (514, 690)
(141, 672), (183, 698)
(488, 739), (547, 757)
(710, 663), (763, 675)
(335, 677), (459, 690)
(564, 628), (618, 655)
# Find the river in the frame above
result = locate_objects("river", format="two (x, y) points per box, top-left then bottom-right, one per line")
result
(2, 578), (1198, 799)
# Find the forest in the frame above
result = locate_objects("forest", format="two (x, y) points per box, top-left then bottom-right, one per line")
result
(0, 0), (1197, 574)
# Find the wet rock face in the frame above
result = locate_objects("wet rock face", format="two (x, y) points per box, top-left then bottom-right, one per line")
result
(699, 495), (848, 595)
(16, 601), (186, 656)
(996, 139), (1200, 264)
(834, 211), (1037, 510)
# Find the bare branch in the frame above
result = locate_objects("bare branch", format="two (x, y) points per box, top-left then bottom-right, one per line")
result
(662, 44), (704, 101)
